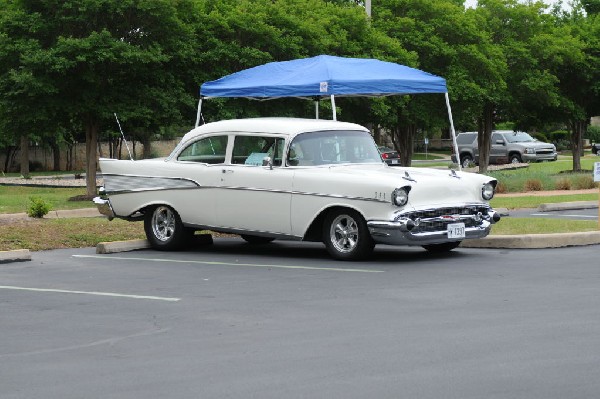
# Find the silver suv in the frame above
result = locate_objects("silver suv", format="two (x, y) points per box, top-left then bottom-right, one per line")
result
(454, 131), (557, 168)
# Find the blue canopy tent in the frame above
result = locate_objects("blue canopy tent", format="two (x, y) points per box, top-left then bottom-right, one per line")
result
(197, 55), (461, 168)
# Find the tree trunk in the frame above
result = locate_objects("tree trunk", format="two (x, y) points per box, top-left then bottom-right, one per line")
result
(373, 125), (382, 145)
(393, 125), (416, 167)
(3, 146), (16, 173)
(50, 142), (61, 171)
(570, 119), (586, 171)
(477, 102), (494, 174)
(85, 119), (99, 198)
(142, 137), (152, 159)
(20, 135), (30, 176)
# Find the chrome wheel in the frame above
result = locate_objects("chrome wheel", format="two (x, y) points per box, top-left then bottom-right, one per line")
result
(152, 206), (176, 242)
(144, 205), (192, 250)
(329, 214), (359, 254)
(323, 209), (374, 260)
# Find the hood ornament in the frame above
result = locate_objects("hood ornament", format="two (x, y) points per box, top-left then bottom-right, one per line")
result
(449, 169), (461, 179)
(403, 171), (417, 182)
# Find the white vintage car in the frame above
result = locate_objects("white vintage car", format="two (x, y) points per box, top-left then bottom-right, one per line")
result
(94, 118), (500, 260)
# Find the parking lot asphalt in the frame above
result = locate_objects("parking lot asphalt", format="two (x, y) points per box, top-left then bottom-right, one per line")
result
(2, 244), (600, 398)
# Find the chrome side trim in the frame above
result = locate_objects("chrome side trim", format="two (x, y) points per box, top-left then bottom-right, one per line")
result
(102, 173), (200, 194)
(105, 180), (390, 204)
(181, 223), (303, 241)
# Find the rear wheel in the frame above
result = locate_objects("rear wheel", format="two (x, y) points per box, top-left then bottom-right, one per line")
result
(323, 209), (374, 261)
(241, 235), (275, 244)
(144, 205), (192, 250)
(422, 241), (461, 253)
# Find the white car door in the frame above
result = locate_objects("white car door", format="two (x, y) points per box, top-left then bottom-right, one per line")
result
(214, 135), (293, 235)
(172, 134), (228, 227)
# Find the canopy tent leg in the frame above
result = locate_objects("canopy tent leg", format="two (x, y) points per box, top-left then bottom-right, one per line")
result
(330, 95), (337, 121)
(195, 98), (203, 128)
(445, 92), (461, 171)
(315, 99), (319, 119)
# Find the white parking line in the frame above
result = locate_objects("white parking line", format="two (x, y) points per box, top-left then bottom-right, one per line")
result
(0, 285), (181, 302)
(73, 254), (385, 273)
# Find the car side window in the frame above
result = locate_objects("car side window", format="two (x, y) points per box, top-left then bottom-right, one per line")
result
(492, 133), (504, 145)
(177, 135), (228, 164)
(232, 136), (284, 166)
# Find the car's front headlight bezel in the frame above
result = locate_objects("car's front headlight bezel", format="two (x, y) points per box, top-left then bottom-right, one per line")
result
(392, 186), (411, 206)
(482, 181), (496, 201)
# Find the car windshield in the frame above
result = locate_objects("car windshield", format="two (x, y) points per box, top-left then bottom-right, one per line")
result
(287, 130), (382, 166)
(506, 132), (535, 143)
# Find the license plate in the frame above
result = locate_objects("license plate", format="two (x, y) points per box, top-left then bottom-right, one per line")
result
(447, 223), (465, 239)
(391, 160), (398, 164)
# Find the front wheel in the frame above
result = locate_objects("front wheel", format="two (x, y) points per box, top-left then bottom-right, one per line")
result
(461, 155), (473, 169)
(422, 241), (461, 253)
(323, 209), (374, 261)
(509, 154), (522, 164)
(144, 205), (192, 250)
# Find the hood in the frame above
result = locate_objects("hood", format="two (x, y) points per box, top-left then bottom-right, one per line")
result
(321, 164), (495, 207)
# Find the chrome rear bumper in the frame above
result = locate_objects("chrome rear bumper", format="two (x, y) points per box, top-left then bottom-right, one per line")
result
(93, 196), (115, 220)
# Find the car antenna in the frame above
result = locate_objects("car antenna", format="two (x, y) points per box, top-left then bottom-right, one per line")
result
(114, 113), (134, 161)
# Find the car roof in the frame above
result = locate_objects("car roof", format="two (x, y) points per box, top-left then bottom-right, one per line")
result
(187, 117), (368, 138)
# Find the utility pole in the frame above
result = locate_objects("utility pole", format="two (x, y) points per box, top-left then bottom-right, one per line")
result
(365, 0), (371, 17)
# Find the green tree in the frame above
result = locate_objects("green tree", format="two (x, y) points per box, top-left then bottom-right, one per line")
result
(0, 0), (197, 196)
(373, 0), (505, 169)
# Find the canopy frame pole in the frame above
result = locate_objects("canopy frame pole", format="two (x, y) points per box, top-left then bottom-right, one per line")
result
(315, 99), (319, 119)
(195, 98), (203, 128)
(330, 95), (337, 121)
(445, 92), (461, 171)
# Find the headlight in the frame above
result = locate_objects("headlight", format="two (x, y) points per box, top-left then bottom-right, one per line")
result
(482, 182), (496, 201)
(392, 186), (411, 206)
(524, 148), (536, 154)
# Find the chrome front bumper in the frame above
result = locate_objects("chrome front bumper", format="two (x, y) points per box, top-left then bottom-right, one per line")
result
(367, 208), (501, 246)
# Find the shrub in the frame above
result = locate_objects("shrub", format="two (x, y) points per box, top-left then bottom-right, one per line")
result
(548, 130), (570, 142)
(495, 181), (508, 194)
(532, 132), (549, 143)
(554, 178), (572, 190)
(524, 179), (543, 191)
(27, 196), (51, 218)
(573, 175), (597, 190)
(587, 125), (600, 143)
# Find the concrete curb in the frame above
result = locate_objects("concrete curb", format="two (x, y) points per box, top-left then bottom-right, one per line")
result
(0, 249), (31, 263)
(461, 231), (600, 249)
(96, 239), (150, 254)
(538, 201), (598, 212)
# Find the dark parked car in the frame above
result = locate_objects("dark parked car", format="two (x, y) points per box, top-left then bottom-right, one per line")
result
(592, 142), (600, 155)
(378, 146), (400, 166)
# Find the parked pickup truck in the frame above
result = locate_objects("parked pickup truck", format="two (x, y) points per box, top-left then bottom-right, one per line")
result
(452, 131), (557, 168)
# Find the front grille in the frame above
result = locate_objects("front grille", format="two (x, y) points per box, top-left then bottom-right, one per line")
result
(536, 149), (555, 155)
(396, 205), (491, 233)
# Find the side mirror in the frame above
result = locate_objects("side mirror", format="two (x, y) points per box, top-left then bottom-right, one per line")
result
(262, 156), (273, 170)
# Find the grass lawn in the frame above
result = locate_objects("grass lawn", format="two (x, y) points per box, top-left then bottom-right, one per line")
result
(491, 193), (599, 209)
(0, 186), (90, 214)
(0, 218), (145, 251)
(487, 156), (600, 192)
(490, 217), (599, 235)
